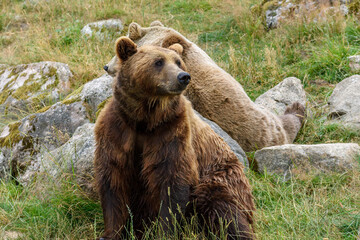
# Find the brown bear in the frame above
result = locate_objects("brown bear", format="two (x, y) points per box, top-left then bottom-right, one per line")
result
(104, 21), (305, 152)
(95, 37), (255, 239)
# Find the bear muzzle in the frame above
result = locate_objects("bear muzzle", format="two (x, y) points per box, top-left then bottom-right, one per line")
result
(177, 72), (191, 86)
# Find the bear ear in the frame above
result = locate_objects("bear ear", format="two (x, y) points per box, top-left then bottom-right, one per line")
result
(115, 37), (137, 62)
(168, 43), (183, 56)
(161, 34), (190, 51)
(150, 20), (164, 27)
(128, 22), (143, 40)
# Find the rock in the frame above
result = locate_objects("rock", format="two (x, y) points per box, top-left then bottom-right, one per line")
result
(0, 151), (7, 178)
(254, 143), (360, 180)
(0, 64), (8, 70)
(65, 74), (113, 113)
(0, 101), (89, 179)
(20, 123), (96, 195)
(255, 77), (306, 115)
(328, 75), (360, 128)
(0, 61), (72, 113)
(195, 111), (248, 168)
(1, 231), (23, 240)
(348, 55), (360, 72)
(81, 19), (123, 38)
(0, 74), (115, 179)
(254, 0), (349, 29)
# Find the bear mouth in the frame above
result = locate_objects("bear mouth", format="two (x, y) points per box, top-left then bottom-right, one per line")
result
(156, 85), (186, 95)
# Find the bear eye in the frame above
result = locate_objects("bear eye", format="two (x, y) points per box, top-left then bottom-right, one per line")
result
(176, 59), (181, 67)
(155, 59), (164, 67)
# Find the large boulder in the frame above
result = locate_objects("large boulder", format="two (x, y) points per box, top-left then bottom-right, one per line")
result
(0, 61), (72, 115)
(20, 123), (96, 196)
(0, 74), (113, 180)
(255, 77), (306, 115)
(81, 19), (123, 39)
(253, 0), (349, 29)
(328, 75), (360, 129)
(254, 143), (360, 180)
(0, 101), (90, 179)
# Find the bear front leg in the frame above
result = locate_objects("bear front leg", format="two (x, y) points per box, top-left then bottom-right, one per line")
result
(142, 136), (198, 234)
(95, 151), (131, 240)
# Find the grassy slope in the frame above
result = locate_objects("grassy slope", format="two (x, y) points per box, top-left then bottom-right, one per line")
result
(0, 0), (359, 239)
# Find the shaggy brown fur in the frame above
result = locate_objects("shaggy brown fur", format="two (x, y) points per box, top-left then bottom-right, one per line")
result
(95, 37), (255, 239)
(104, 21), (305, 152)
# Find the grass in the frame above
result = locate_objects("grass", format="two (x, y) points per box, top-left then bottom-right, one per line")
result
(0, 169), (359, 239)
(0, 0), (360, 239)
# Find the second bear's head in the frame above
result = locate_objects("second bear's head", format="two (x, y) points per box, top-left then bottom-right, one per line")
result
(115, 37), (190, 98)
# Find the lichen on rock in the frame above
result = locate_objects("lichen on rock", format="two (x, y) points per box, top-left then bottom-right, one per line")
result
(0, 61), (73, 114)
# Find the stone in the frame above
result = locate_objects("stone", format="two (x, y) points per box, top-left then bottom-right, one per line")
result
(255, 0), (349, 29)
(328, 75), (360, 128)
(255, 77), (306, 115)
(195, 111), (249, 168)
(0, 61), (72, 113)
(348, 55), (360, 72)
(81, 19), (123, 38)
(0, 101), (89, 179)
(20, 123), (96, 195)
(254, 143), (360, 180)
(66, 74), (113, 113)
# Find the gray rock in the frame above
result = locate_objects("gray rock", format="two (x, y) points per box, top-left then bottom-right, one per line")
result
(0, 61), (72, 113)
(328, 75), (360, 128)
(0, 151), (8, 178)
(0, 73), (114, 179)
(20, 123), (96, 195)
(195, 111), (248, 168)
(69, 74), (113, 113)
(81, 19), (123, 38)
(0, 101), (89, 179)
(260, 0), (348, 29)
(254, 143), (360, 180)
(348, 55), (360, 72)
(255, 77), (306, 115)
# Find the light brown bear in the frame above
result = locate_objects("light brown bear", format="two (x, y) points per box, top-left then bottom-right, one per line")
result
(95, 37), (255, 239)
(104, 21), (305, 152)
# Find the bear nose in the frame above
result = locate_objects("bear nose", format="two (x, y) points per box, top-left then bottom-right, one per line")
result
(177, 72), (191, 85)
(103, 65), (109, 72)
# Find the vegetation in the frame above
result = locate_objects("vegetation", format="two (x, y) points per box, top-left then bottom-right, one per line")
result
(0, 0), (359, 239)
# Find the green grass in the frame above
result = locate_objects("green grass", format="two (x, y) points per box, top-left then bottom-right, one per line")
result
(0, 170), (359, 239)
(1, 0), (360, 239)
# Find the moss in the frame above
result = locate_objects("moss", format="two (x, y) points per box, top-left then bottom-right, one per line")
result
(95, 97), (111, 119)
(349, 0), (360, 14)
(60, 85), (83, 105)
(46, 66), (58, 77)
(35, 105), (51, 113)
(0, 121), (22, 148)
(0, 89), (11, 105)
(262, 0), (280, 12)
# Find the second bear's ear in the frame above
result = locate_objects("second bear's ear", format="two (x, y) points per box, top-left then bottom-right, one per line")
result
(168, 43), (183, 56)
(115, 37), (137, 62)
(128, 22), (143, 40)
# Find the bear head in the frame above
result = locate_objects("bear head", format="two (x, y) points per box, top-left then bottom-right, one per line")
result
(104, 21), (190, 77)
(114, 37), (190, 98)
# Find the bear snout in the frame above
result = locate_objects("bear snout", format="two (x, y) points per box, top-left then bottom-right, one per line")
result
(177, 72), (191, 86)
